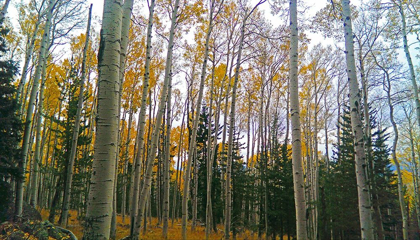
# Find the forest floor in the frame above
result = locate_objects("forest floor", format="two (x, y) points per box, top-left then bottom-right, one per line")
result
(39, 209), (277, 239)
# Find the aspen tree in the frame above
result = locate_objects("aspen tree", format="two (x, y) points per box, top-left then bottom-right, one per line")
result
(16, 0), (54, 219)
(162, 75), (172, 238)
(84, 0), (122, 238)
(403, 105), (420, 231)
(171, 105), (186, 226)
(289, 0), (307, 238)
(17, 11), (41, 112)
(129, 0), (155, 236)
(60, 4), (92, 228)
(110, 0), (133, 237)
(373, 52), (408, 239)
(205, 45), (220, 239)
(224, 2), (265, 239)
(340, 0), (375, 239)
(393, 0), (420, 130)
(29, 52), (48, 208)
(133, 0), (180, 238)
(181, 0), (220, 238)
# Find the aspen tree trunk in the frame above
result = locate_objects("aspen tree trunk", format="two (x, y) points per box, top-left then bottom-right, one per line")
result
(404, 107), (420, 230)
(60, 5), (92, 227)
(110, 0), (133, 237)
(324, 94), (329, 170)
(192, 151), (198, 231)
(340, 1), (375, 239)
(129, 0), (155, 236)
(133, 0), (179, 238)
(382, 66), (408, 240)
(224, 4), (258, 237)
(181, 0), (214, 237)
(0, 0), (10, 22)
(122, 104), (134, 222)
(162, 76), (172, 238)
(15, 0), (54, 218)
(17, 21), (40, 112)
(396, 1), (420, 128)
(172, 104), (186, 225)
(289, 0), (307, 238)
(29, 61), (47, 208)
(313, 89), (319, 240)
(84, 0), (122, 238)
(206, 50), (218, 240)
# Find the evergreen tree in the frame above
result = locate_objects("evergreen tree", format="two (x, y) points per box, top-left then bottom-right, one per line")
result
(319, 105), (399, 239)
(49, 60), (92, 222)
(230, 129), (246, 239)
(266, 117), (296, 239)
(194, 105), (222, 226)
(0, 20), (20, 222)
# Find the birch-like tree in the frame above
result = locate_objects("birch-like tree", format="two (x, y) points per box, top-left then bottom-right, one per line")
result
(84, 0), (122, 238)
(340, 0), (375, 238)
(289, 0), (307, 238)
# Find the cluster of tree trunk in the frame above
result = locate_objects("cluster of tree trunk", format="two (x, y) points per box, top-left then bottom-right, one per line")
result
(2, 0), (420, 239)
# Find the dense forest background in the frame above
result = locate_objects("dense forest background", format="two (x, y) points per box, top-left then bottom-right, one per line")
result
(1, 0), (420, 239)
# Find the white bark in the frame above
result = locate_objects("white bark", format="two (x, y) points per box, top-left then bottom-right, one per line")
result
(289, 0), (307, 238)
(110, 0), (133, 237)
(17, 16), (41, 112)
(376, 55), (408, 240)
(84, 0), (122, 238)
(181, 0), (217, 238)
(29, 53), (48, 208)
(129, 0), (155, 237)
(340, 1), (375, 239)
(133, 0), (179, 237)
(15, 0), (54, 219)
(163, 76), (172, 238)
(395, 1), (420, 128)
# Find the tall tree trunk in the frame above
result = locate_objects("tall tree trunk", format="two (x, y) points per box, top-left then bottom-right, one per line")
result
(110, 0), (134, 237)
(162, 76), (172, 238)
(172, 103), (186, 226)
(224, 2), (265, 236)
(289, 0), (307, 238)
(404, 106), (420, 231)
(29, 60), (47, 208)
(133, 0), (179, 238)
(381, 62), (408, 240)
(181, 0), (214, 237)
(122, 102), (134, 223)
(15, 0), (54, 219)
(395, 0), (420, 128)
(206, 47), (218, 240)
(84, 0), (122, 238)
(17, 18), (41, 112)
(340, 1), (374, 239)
(129, 0), (155, 236)
(60, 5), (92, 227)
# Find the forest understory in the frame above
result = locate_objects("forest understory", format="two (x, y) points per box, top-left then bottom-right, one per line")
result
(1, 0), (420, 239)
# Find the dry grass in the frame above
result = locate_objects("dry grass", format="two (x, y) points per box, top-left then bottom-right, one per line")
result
(39, 209), (285, 239)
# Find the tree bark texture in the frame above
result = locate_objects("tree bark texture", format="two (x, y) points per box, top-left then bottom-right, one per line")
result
(341, 1), (375, 239)
(84, 0), (122, 238)
(289, 0), (308, 238)
(16, 0), (54, 219)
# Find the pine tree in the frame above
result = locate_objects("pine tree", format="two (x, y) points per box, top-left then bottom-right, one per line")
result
(319, 106), (399, 239)
(49, 62), (92, 223)
(266, 117), (295, 239)
(0, 20), (20, 222)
